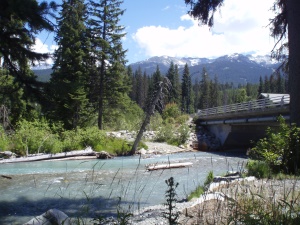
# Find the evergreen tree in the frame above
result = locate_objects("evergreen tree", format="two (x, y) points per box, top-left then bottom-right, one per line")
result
(166, 62), (180, 104)
(181, 64), (193, 113)
(192, 78), (201, 112)
(210, 75), (219, 107)
(258, 76), (264, 96)
(49, 0), (90, 129)
(199, 68), (210, 109)
(263, 75), (271, 93)
(0, 0), (56, 94)
(88, 0), (128, 129)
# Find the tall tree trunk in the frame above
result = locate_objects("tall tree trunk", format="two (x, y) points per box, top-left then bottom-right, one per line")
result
(287, 0), (300, 126)
(130, 78), (169, 155)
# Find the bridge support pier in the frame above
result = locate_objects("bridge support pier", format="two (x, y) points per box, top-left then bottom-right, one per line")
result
(202, 123), (277, 150)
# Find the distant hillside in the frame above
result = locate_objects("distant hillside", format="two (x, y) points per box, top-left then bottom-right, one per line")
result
(33, 68), (52, 82)
(129, 54), (281, 85)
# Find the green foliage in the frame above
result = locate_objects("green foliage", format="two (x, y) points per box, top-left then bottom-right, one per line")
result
(162, 103), (181, 121)
(155, 123), (190, 146)
(188, 171), (214, 201)
(250, 116), (300, 174)
(246, 160), (271, 179)
(12, 119), (54, 156)
(204, 171), (214, 187)
(155, 124), (176, 143)
(103, 97), (144, 131)
(187, 185), (204, 201)
(173, 124), (190, 146)
(175, 114), (190, 125)
(0, 126), (10, 151)
(95, 137), (131, 155)
(148, 112), (163, 131)
(163, 177), (179, 225)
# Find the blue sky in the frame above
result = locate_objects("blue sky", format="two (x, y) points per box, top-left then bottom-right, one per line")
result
(35, 0), (281, 65)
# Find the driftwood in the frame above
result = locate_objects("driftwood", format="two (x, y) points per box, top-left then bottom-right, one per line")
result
(146, 162), (193, 171)
(0, 149), (96, 164)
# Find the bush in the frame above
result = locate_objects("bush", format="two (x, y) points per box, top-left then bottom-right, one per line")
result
(188, 171), (214, 201)
(0, 126), (10, 151)
(155, 123), (175, 143)
(246, 160), (271, 179)
(95, 137), (131, 155)
(148, 112), (163, 131)
(250, 116), (300, 174)
(175, 114), (190, 125)
(162, 103), (181, 121)
(12, 119), (54, 156)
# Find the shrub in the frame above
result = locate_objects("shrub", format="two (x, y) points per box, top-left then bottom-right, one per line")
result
(0, 126), (10, 151)
(148, 112), (163, 131)
(12, 119), (53, 156)
(187, 186), (204, 201)
(162, 103), (181, 121)
(155, 123), (175, 143)
(188, 171), (214, 201)
(175, 114), (190, 125)
(95, 137), (131, 155)
(250, 116), (300, 174)
(246, 160), (271, 179)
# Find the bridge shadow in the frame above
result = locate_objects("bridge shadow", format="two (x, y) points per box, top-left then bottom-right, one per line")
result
(0, 194), (143, 224)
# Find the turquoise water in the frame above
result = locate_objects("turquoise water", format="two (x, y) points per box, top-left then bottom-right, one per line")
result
(0, 151), (247, 224)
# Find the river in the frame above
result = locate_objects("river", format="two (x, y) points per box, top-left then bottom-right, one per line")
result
(0, 151), (247, 224)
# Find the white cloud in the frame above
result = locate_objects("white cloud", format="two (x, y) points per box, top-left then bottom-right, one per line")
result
(33, 38), (57, 66)
(132, 0), (280, 59)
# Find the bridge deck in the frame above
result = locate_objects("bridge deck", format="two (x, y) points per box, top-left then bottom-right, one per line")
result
(197, 95), (290, 121)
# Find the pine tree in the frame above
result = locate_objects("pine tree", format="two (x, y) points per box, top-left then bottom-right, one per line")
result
(210, 75), (219, 107)
(192, 78), (201, 112)
(258, 76), (264, 96)
(0, 0), (56, 92)
(199, 68), (210, 109)
(166, 62), (180, 104)
(181, 64), (192, 113)
(88, 0), (128, 129)
(49, 0), (90, 129)
(263, 75), (271, 93)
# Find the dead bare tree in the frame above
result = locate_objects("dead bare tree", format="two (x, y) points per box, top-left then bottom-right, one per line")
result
(0, 105), (12, 132)
(130, 77), (171, 155)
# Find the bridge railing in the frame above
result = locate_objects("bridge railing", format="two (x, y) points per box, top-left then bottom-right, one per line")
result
(198, 95), (290, 118)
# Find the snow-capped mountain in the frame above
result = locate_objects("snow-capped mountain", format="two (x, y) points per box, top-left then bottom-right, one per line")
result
(129, 53), (281, 85)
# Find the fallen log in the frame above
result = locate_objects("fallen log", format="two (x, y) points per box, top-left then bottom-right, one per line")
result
(1, 175), (12, 179)
(0, 148), (96, 164)
(146, 162), (193, 171)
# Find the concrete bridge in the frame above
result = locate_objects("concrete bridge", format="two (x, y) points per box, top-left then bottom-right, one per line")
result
(195, 93), (290, 150)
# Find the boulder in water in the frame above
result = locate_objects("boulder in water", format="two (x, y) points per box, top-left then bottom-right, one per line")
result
(24, 208), (71, 225)
(96, 151), (114, 159)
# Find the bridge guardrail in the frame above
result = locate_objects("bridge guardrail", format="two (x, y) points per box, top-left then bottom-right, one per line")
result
(198, 95), (290, 118)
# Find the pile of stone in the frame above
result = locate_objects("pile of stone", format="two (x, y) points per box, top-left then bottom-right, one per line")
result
(106, 130), (157, 141)
(196, 126), (221, 151)
(0, 151), (17, 159)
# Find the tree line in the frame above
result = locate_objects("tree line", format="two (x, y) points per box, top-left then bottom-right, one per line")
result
(0, 0), (290, 134)
(128, 63), (288, 115)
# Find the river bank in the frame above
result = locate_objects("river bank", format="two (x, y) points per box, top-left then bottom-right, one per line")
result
(0, 141), (198, 164)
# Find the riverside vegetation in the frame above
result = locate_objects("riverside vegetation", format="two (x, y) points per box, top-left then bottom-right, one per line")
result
(0, 103), (190, 158)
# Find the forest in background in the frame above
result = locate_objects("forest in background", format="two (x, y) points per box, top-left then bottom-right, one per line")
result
(0, 0), (288, 157)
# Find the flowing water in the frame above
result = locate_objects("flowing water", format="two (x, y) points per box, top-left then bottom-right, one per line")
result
(0, 151), (247, 224)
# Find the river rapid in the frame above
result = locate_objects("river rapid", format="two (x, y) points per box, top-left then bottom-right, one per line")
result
(0, 150), (247, 224)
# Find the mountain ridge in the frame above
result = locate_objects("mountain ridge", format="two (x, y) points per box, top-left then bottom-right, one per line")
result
(129, 53), (281, 85)
(33, 53), (282, 85)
